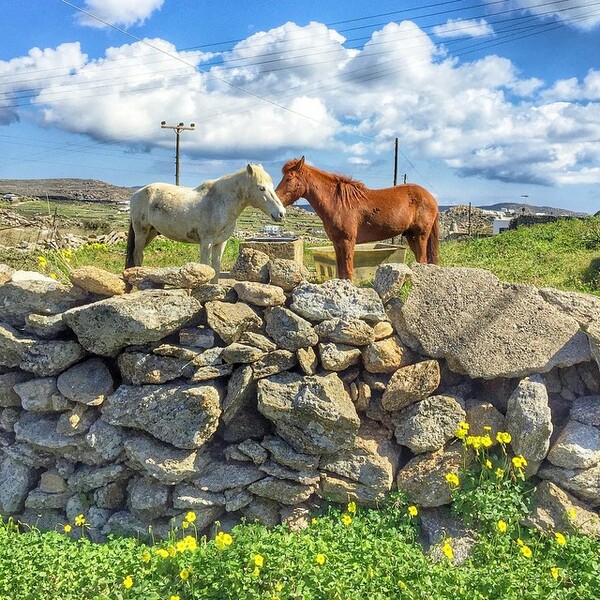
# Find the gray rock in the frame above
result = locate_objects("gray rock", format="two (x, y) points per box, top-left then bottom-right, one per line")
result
(118, 351), (195, 384)
(547, 420), (600, 469)
(127, 477), (170, 521)
(13, 377), (71, 413)
(396, 446), (465, 508)
(101, 383), (221, 449)
(57, 404), (97, 436)
(505, 375), (553, 464)
(14, 412), (79, 453)
(268, 258), (309, 292)
(0, 278), (88, 328)
(257, 372), (360, 455)
(224, 488), (253, 512)
(464, 400), (506, 441)
(252, 349), (297, 379)
(24, 313), (69, 339)
(102, 510), (171, 542)
(205, 300), (263, 344)
(539, 288), (600, 327)
(231, 248), (271, 283)
(571, 395), (600, 426)
(538, 462), (600, 507)
(237, 439), (269, 464)
(259, 461), (320, 486)
(25, 488), (71, 511)
(389, 265), (591, 379)
(194, 460), (265, 492)
(290, 280), (387, 324)
(242, 496), (281, 527)
(238, 331), (277, 352)
(261, 436), (319, 471)
(0, 454), (37, 514)
(94, 481), (127, 510)
(264, 306), (318, 351)
(179, 326), (215, 349)
(69, 266), (126, 296)
(0, 406), (20, 431)
(0, 323), (35, 368)
(122, 263), (215, 289)
(191, 283), (237, 305)
(68, 464), (128, 492)
(20, 339), (87, 377)
(63, 290), (202, 356)
(39, 471), (68, 494)
(394, 395), (466, 454)
(222, 365), (256, 424)
(248, 476), (315, 505)
(296, 346), (318, 375)
(233, 281), (286, 307)
(220, 408), (271, 444)
(314, 318), (375, 346)
(57, 357), (114, 405)
(189, 363), (233, 382)
(318, 342), (361, 371)
(172, 485), (225, 509)
(523, 480), (600, 538)
(222, 342), (267, 364)
(124, 433), (210, 484)
(421, 507), (477, 566)
(84, 419), (126, 462)
(381, 360), (441, 412)
(373, 263), (413, 303)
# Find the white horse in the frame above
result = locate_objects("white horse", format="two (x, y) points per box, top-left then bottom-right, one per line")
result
(125, 164), (286, 282)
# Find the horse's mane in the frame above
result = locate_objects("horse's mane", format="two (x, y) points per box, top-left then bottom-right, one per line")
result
(283, 158), (368, 206)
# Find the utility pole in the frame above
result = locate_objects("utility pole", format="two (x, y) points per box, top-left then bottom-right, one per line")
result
(393, 137), (399, 186)
(160, 121), (195, 185)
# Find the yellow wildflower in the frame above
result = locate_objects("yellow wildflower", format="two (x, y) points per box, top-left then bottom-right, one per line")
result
(315, 553), (326, 565)
(49, 273), (58, 280)
(442, 542), (454, 560)
(408, 505), (418, 517)
(183, 535), (197, 552)
(485, 459), (493, 469)
(497, 520), (507, 534)
(512, 455), (528, 469)
(141, 551), (151, 563)
(176, 540), (187, 553)
(455, 422), (469, 439)
(122, 575), (133, 589)
(445, 473), (460, 487)
(63, 524), (72, 533)
(496, 431), (512, 445)
(167, 545), (177, 557)
(275, 583), (283, 592)
(74, 514), (86, 526)
(311, 517), (318, 525)
(341, 514), (352, 526)
(516, 538), (524, 546)
(185, 511), (196, 523)
(458, 421), (470, 431)
(483, 426), (492, 431)
(481, 435), (493, 448)
(567, 507), (576, 520)
(550, 567), (560, 580)
(554, 532), (567, 546)
(466, 435), (482, 450)
(347, 501), (357, 514)
(253, 567), (261, 577)
(495, 467), (505, 479)
(156, 548), (169, 559)
(520, 545), (533, 559)
(181, 520), (189, 530)
(179, 568), (190, 581)
(170, 596), (181, 600)
(254, 554), (264, 568)
(215, 531), (233, 550)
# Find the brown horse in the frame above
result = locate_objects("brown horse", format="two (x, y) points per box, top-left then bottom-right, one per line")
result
(275, 157), (440, 280)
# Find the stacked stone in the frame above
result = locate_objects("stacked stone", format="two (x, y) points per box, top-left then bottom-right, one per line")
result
(0, 253), (598, 544)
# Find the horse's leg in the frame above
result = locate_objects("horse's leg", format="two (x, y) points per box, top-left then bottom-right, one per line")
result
(210, 241), (225, 284)
(131, 226), (157, 267)
(333, 239), (356, 280)
(405, 230), (429, 263)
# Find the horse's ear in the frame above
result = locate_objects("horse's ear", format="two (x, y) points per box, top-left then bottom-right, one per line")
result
(296, 156), (305, 170)
(246, 164), (254, 176)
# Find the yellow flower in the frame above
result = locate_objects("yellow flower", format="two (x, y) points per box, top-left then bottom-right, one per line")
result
(179, 568), (190, 581)
(466, 435), (482, 450)
(483, 426), (492, 431)
(554, 532), (567, 546)
(347, 501), (357, 514)
(156, 548), (169, 558)
(341, 514), (353, 526)
(185, 511), (196, 523)
(254, 554), (264, 568)
(170, 596), (181, 600)
(74, 514), (86, 526)
(485, 459), (493, 469)
(496, 431), (512, 445)
(495, 468), (505, 479)
(49, 273), (58, 280)
(183, 535), (197, 552)
(215, 531), (233, 550)
(442, 542), (454, 560)
(176, 540), (187, 553)
(497, 520), (507, 533)
(37, 256), (48, 268)
(445, 473), (460, 487)
(516, 538), (524, 546)
(455, 424), (469, 439)
(63, 524), (72, 533)
(167, 545), (177, 557)
(512, 455), (528, 469)
(253, 567), (261, 577)
(141, 551), (151, 563)
(181, 520), (189, 529)
(567, 507), (576, 520)
(315, 553), (326, 565)
(122, 575), (133, 589)
(481, 435), (493, 448)
(311, 517), (318, 525)
(458, 421), (470, 431)
(408, 505), (418, 517)
(550, 567), (560, 580)
(520, 545), (532, 559)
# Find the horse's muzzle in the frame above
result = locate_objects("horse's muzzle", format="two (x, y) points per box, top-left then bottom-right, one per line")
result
(272, 208), (286, 222)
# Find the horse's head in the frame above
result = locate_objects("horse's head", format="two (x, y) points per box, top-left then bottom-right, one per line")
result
(275, 156), (307, 207)
(246, 164), (286, 222)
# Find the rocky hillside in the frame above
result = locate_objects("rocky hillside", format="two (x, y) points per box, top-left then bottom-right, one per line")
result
(0, 179), (136, 202)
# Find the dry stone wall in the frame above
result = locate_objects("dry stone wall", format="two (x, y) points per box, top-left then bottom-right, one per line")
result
(0, 252), (599, 542)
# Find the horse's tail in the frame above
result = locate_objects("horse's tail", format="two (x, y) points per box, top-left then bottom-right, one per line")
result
(125, 220), (136, 269)
(427, 213), (440, 264)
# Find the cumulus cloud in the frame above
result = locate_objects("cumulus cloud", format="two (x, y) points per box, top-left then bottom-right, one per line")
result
(76, 0), (164, 29)
(3, 19), (600, 187)
(484, 0), (600, 31)
(433, 18), (494, 39)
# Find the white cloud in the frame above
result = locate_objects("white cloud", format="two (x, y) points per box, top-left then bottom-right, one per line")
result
(433, 18), (494, 39)
(4, 20), (600, 187)
(76, 0), (164, 29)
(484, 0), (600, 31)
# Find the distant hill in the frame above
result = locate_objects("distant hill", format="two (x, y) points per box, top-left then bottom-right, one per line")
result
(0, 178), (137, 202)
(438, 202), (588, 217)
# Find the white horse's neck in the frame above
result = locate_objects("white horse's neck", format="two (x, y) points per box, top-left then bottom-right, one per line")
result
(211, 169), (252, 217)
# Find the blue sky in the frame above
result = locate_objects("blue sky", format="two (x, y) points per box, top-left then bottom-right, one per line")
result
(1, 0), (599, 213)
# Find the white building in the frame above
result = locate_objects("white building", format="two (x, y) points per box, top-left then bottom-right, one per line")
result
(493, 217), (513, 235)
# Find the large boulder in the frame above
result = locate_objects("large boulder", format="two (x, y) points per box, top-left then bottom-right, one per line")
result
(257, 372), (360, 455)
(63, 290), (202, 356)
(389, 265), (591, 379)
